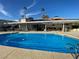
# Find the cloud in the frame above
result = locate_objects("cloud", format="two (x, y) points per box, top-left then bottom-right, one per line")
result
(27, 0), (36, 9)
(20, 9), (25, 16)
(0, 3), (12, 17)
(20, 0), (37, 16)
(26, 12), (41, 17)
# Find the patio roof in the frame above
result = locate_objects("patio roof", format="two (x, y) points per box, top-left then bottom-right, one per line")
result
(3, 20), (79, 25)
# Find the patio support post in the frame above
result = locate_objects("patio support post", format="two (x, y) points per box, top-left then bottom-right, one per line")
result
(25, 24), (28, 31)
(18, 24), (20, 31)
(62, 23), (65, 32)
(44, 24), (47, 31)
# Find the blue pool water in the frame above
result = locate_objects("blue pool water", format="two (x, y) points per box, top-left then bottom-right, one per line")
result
(0, 33), (79, 53)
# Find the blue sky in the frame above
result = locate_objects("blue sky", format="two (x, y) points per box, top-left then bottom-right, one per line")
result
(0, 0), (79, 20)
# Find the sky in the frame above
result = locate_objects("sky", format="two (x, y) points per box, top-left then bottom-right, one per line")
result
(0, 0), (79, 20)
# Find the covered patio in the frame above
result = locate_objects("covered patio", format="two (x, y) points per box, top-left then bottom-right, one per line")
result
(3, 20), (79, 32)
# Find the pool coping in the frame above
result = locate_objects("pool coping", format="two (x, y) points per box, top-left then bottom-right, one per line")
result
(0, 31), (18, 34)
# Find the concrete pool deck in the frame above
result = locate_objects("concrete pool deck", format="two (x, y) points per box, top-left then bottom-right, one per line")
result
(0, 31), (79, 59)
(0, 46), (73, 59)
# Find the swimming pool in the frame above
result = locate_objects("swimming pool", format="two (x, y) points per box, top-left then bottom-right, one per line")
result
(0, 33), (79, 53)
